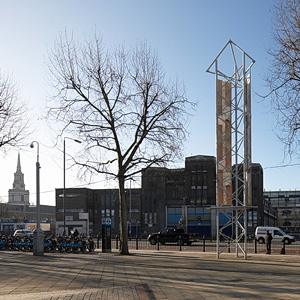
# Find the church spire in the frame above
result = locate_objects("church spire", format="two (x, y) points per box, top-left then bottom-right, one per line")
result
(13, 152), (25, 190)
(17, 152), (21, 172)
(8, 152), (30, 204)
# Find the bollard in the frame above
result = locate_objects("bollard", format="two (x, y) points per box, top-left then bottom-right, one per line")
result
(228, 240), (230, 253)
(280, 240), (286, 255)
(254, 238), (257, 254)
(203, 235), (206, 252)
(97, 234), (100, 249)
(157, 236), (160, 251)
(178, 235), (182, 251)
(116, 234), (119, 249)
(136, 235), (138, 250)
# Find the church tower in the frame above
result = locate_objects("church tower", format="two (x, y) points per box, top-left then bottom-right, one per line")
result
(8, 153), (30, 204)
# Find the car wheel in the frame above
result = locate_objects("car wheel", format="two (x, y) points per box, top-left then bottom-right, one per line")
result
(258, 237), (264, 244)
(149, 239), (156, 245)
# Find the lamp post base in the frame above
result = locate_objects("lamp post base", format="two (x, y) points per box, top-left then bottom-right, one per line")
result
(33, 228), (44, 256)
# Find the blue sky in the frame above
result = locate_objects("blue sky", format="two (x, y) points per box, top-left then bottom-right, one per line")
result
(1, 0), (297, 206)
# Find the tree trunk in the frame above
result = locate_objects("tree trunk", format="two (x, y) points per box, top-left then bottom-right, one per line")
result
(118, 176), (129, 255)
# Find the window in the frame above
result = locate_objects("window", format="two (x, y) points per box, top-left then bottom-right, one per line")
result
(65, 208), (84, 213)
(167, 207), (182, 226)
(160, 229), (167, 235)
(248, 211), (252, 221)
(106, 194), (110, 208)
(203, 187), (207, 199)
(154, 212), (157, 224)
(203, 172), (207, 185)
(172, 189), (178, 199)
(274, 230), (283, 236)
(101, 194), (105, 207)
(149, 213), (152, 224)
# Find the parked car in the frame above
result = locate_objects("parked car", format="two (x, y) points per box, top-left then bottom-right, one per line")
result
(13, 229), (34, 237)
(255, 226), (295, 244)
(147, 227), (198, 246)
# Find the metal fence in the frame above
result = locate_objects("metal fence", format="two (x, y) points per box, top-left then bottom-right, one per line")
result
(98, 236), (300, 255)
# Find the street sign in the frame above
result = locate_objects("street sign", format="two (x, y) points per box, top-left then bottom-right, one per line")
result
(102, 218), (112, 253)
(102, 218), (111, 226)
(79, 213), (88, 219)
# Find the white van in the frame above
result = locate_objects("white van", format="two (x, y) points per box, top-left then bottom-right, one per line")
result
(255, 226), (295, 244)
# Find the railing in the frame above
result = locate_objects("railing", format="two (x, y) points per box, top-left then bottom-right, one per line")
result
(97, 235), (300, 255)
(2, 235), (299, 255)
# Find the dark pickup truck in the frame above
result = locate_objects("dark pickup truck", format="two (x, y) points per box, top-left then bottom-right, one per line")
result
(147, 227), (198, 246)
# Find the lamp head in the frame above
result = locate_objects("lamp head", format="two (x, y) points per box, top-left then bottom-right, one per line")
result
(30, 143), (34, 148)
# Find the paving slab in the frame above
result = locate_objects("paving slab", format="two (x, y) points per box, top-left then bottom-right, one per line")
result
(0, 249), (299, 299)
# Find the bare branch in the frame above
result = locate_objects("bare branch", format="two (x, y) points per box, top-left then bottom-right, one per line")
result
(0, 70), (29, 152)
(265, 0), (300, 157)
(46, 32), (195, 254)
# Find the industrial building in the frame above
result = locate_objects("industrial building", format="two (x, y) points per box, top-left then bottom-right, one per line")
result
(55, 155), (274, 238)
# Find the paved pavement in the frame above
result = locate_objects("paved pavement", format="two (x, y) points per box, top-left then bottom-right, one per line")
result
(0, 249), (299, 299)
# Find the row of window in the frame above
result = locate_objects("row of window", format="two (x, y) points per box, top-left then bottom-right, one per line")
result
(271, 201), (300, 206)
(144, 212), (157, 224)
(264, 192), (300, 197)
(57, 208), (85, 213)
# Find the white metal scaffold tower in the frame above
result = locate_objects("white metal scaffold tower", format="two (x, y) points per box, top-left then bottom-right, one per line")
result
(207, 40), (255, 259)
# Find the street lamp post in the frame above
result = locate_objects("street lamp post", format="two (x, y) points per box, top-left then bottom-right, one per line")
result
(63, 137), (81, 237)
(128, 178), (134, 237)
(30, 141), (44, 256)
(129, 179), (132, 237)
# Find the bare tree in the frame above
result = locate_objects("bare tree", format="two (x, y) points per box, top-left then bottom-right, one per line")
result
(0, 199), (10, 220)
(0, 71), (28, 151)
(266, 0), (300, 156)
(46, 32), (194, 254)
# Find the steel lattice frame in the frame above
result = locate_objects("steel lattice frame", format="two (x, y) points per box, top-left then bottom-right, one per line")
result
(207, 40), (255, 259)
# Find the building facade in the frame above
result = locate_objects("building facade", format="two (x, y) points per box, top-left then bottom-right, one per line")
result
(141, 157), (274, 237)
(55, 187), (142, 237)
(264, 190), (300, 234)
(55, 155), (274, 238)
(246, 164), (276, 235)
(141, 155), (217, 236)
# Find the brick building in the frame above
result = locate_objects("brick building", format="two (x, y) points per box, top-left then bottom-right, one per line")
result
(55, 155), (274, 238)
(141, 155), (216, 236)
